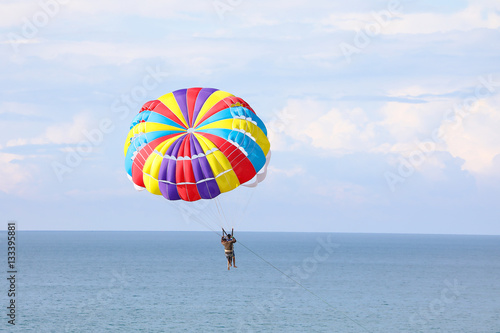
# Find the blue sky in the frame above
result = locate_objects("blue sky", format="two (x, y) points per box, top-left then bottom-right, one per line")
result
(1, 0), (500, 234)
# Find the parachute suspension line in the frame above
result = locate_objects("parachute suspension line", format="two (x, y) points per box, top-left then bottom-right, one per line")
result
(232, 189), (255, 231)
(215, 197), (230, 229)
(213, 198), (227, 229)
(183, 203), (368, 331)
(195, 133), (233, 229)
(235, 241), (372, 333)
(194, 205), (221, 232)
(195, 216), (223, 237)
(180, 204), (370, 333)
(174, 198), (223, 233)
(195, 218), (216, 234)
(177, 201), (216, 232)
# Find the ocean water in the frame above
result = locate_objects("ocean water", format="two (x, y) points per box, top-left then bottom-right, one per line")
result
(2, 231), (500, 332)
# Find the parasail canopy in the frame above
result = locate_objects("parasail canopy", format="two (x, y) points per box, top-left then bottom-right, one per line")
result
(124, 88), (271, 202)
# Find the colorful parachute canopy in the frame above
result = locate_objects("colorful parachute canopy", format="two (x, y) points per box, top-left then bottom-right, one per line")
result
(124, 88), (271, 202)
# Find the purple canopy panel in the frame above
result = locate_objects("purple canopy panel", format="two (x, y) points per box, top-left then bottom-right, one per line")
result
(191, 134), (220, 199)
(172, 89), (189, 127)
(192, 88), (218, 127)
(158, 135), (185, 201)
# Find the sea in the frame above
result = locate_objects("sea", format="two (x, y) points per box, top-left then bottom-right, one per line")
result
(2, 231), (499, 333)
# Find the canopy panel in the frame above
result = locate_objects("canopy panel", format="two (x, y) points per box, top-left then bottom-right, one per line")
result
(124, 88), (271, 202)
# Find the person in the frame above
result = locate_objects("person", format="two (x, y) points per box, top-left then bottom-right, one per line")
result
(221, 229), (237, 270)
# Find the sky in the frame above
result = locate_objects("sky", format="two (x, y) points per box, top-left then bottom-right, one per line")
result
(1, 0), (500, 234)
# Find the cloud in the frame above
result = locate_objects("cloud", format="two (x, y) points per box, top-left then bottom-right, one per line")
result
(0, 0), (211, 29)
(66, 0), (212, 18)
(5, 112), (93, 147)
(304, 106), (376, 153)
(0, 101), (41, 115)
(377, 100), (447, 144)
(0, 1), (38, 28)
(0, 152), (36, 195)
(309, 175), (381, 206)
(270, 75), (500, 183)
(64, 187), (131, 199)
(384, 4), (500, 34)
(0, 111), (95, 197)
(319, 1), (500, 35)
(439, 93), (500, 174)
(268, 99), (382, 155)
(268, 165), (304, 177)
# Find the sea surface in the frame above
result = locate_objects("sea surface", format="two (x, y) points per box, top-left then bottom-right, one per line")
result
(1, 231), (500, 332)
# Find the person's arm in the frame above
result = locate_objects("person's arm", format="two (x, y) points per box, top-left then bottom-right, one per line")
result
(232, 238), (237, 243)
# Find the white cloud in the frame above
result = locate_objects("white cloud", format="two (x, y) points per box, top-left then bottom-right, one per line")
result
(0, 101), (41, 115)
(0, 1), (39, 28)
(5, 112), (93, 147)
(270, 98), (439, 157)
(64, 187), (131, 199)
(270, 77), (500, 182)
(304, 107), (375, 153)
(8, 38), (257, 78)
(65, 0), (211, 18)
(377, 101), (438, 143)
(439, 94), (500, 174)
(267, 99), (321, 151)
(268, 165), (304, 177)
(386, 84), (461, 99)
(320, 2), (500, 34)
(311, 179), (378, 206)
(0, 0), (210, 29)
(268, 99), (376, 155)
(0, 152), (36, 195)
(386, 4), (500, 34)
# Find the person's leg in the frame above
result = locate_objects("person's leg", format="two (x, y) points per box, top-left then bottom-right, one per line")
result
(227, 257), (231, 270)
(233, 255), (237, 268)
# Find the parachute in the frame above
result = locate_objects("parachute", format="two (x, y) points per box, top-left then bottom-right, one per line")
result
(124, 88), (271, 229)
